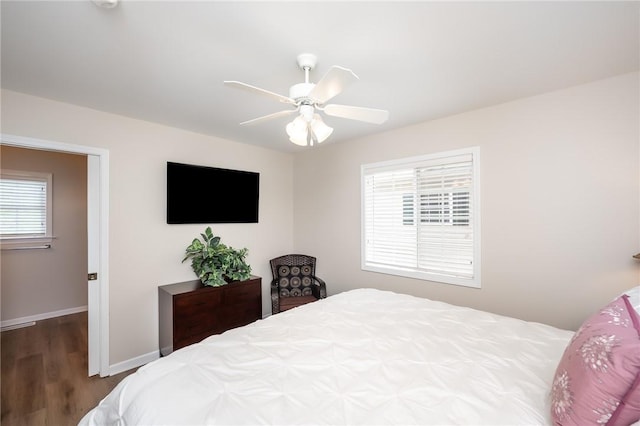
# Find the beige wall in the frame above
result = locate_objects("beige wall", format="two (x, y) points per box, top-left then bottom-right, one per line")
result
(1, 71), (637, 367)
(293, 72), (640, 331)
(1, 146), (88, 321)
(1, 89), (295, 365)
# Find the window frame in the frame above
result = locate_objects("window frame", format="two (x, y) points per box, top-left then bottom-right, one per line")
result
(0, 169), (53, 245)
(361, 147), (481, 288)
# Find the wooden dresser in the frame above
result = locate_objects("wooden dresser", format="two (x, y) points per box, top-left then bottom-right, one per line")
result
(159, 276), (262, 356)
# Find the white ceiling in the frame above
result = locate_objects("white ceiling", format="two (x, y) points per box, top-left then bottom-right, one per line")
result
(2, 1), (638, 153)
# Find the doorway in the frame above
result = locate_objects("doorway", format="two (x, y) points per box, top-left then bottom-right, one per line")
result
(0, 133), (109, 377)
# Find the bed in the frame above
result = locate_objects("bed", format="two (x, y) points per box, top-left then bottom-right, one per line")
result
(80, 287), (640, 425)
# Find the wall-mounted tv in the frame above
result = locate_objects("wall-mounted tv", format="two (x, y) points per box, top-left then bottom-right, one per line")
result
(167, 162), (259, 224)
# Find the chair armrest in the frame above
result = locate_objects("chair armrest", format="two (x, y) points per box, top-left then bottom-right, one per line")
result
(311, 275), (327, 299)
(270, 279), (280, 314)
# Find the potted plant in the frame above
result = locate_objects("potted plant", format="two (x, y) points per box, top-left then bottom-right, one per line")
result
(182, 227), (251, 287)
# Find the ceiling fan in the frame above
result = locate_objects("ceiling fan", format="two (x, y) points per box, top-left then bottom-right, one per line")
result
(224, 53), (389, 147)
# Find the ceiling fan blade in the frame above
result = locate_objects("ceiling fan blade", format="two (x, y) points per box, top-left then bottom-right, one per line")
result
(239, 109), (297, 126)
(308, 66), (359, 104)
(323, 104), (389, 124)
(224, 81), (295, 104)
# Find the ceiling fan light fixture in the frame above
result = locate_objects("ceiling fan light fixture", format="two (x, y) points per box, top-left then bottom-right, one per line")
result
(288, 135), (308, 146)
(310, 114), (333, 143)
(286, 113), (333, 146)
(286, 116), (309, 146)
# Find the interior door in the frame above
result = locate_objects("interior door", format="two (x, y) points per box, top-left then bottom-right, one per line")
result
(2, 133), (109, 377)
(87, 154), (100, 376)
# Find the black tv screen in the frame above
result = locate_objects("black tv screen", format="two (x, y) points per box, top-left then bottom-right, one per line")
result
(167, 162), (259, 224)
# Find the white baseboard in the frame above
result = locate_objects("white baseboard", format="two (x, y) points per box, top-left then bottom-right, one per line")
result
(1, 305), (88, 329)
(109, 350), (159, 376)
(1, 321), (36, 331)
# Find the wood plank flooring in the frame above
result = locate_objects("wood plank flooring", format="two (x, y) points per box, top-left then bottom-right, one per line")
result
(1, 312), (136, 426)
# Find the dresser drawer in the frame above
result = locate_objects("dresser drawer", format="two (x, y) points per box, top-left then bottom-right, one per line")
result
(224, 280), (260, 305)
(219, 301), (260, 328)
(173, 309), (217, 342)
(175, 291), (221, 313)
(159, 277), (262, 356)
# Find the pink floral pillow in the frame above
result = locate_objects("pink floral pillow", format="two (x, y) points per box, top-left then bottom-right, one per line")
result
(551, 295), (640, 426)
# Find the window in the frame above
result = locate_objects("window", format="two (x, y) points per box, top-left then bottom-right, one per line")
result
(361, 147), (480, 288)
(0, 170), (53, 242)
(403, 192), (470, 226)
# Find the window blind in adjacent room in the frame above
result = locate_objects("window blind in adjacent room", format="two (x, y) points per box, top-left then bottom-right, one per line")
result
(0, 174), (50, 238)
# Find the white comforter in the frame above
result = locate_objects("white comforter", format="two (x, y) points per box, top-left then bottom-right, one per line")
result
(81, 288), (572, 425)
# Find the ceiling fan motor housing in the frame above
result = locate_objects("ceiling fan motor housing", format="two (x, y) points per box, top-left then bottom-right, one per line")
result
(289, 83), (315, 103)
(298, 105), (315, 122)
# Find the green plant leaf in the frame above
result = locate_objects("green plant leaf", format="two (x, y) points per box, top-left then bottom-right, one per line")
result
(183, 227), (251, 287)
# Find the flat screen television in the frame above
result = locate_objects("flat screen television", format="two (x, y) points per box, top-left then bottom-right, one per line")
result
(167, 162), (259, 224)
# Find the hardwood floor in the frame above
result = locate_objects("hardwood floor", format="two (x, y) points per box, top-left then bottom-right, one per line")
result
(1, 312), (135, 426)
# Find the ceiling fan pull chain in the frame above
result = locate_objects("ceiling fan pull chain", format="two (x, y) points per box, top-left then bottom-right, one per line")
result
(307, 123), (317, 146)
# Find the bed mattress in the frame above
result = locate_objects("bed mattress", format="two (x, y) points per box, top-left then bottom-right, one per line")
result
(81, 288), (573, 425)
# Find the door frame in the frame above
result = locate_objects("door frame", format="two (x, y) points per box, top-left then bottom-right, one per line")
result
(1, 133), (110, 377)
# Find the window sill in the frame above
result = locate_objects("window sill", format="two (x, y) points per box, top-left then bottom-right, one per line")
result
(362, 263), (481, 289)
(1, 236), (55, 250)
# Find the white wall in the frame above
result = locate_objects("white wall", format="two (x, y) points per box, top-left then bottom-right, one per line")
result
(1, 89), (294, 365)
(1, 72), (637, 368)
(293, 72), (640, 331)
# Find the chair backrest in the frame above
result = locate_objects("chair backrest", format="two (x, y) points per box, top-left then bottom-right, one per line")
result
(270, 254), (317, 297)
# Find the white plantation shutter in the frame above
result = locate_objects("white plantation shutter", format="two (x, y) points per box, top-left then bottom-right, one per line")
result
(362, 148), (480, 288)
(364, 168), (418, 268)
(0, 172), (52, 238)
